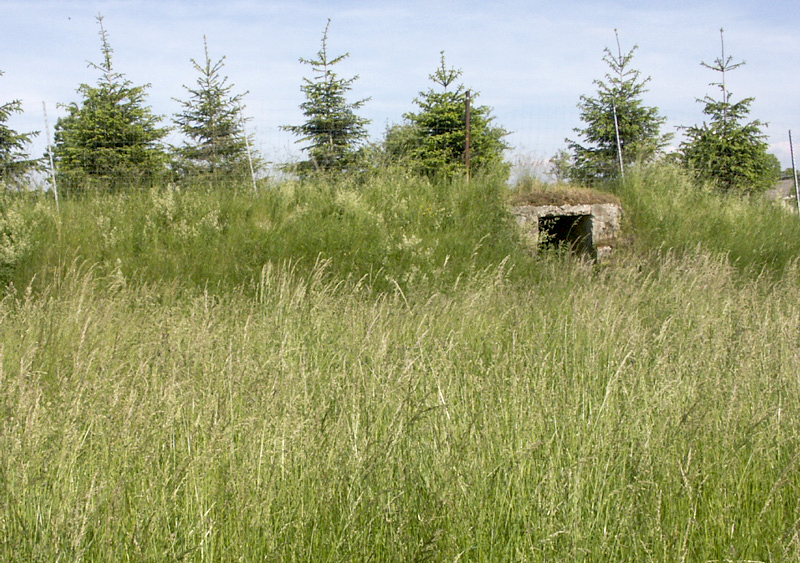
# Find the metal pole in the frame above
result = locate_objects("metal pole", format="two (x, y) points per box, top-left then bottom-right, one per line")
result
(790, 130), (799, 213)
(465, 90), (471, 182)
(42, 102), (59, 213)
(239, 105), (258, 192)
(612, 101), (624, 182)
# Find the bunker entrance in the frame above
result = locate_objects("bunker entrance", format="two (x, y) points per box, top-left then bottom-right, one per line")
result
(539, 214), (595, 259)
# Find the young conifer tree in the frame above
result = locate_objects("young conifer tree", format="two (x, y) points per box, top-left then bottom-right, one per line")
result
(384, 52), (509, 180)
(680, 29), (779, 193)
(0, 70), (39, 189)
(173, 37), (258, 184)
(283, 19), (370, 174)
(566, 30), (671, 184)
(53, 15), (168, 192)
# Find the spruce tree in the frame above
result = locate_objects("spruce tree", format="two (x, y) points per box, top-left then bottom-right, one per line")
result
(173, 37), (258, 184)
(680, 29), (779, 193)
(566, 31), (671, 184)
(53, 15), (169, 192)
(283, 19), (370, 174)
(385, 52), (509, 179)
(0, 70), (39, 189)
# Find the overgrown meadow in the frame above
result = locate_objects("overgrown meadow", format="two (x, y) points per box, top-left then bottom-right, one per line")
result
(2, 166), (800, 561)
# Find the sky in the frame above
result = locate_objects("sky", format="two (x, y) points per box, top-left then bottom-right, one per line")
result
(2, 0), (799, 175)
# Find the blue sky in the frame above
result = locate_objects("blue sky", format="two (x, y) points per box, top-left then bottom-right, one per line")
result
(2, 0), (798, 172)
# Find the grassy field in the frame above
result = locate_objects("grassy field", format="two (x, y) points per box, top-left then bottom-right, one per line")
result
(1, 166), (800, 561)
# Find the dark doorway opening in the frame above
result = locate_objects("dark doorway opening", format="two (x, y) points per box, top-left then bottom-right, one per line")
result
(539, 214), (595, 259)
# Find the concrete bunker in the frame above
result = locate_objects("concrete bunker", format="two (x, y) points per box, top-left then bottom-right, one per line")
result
(510, 190), (622, 262)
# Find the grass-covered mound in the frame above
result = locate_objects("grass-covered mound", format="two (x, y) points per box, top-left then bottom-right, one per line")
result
(3, 164), (800, 295)
(612, 163), (800, 277)
(0, 170), (524, 296)
(510, 185), (621, 207)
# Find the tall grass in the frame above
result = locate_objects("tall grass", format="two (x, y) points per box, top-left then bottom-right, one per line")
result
(2, 251), (800, 561)
(2, 167), (800, 560)
(613, 163), (800, 277)
(0, 169), (524, 296)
